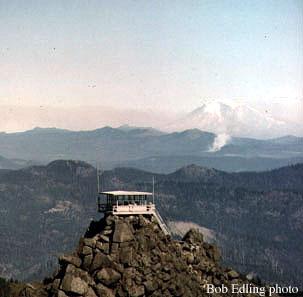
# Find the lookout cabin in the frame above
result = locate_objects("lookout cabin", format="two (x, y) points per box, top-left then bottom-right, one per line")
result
(98, 191), (155, 215)
(97, 190), (170, 235)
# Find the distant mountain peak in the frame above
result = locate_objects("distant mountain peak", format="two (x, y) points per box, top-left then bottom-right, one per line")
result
(46, 159), (93, 169)
(191, 101), (231, 117)
(178, 129), (214, 139)
(167, 100), (299, 138)
(27, 127), (70, 134)
(171, 164), (220, 181)
(43, 160), (95, 181)
(117, 124), (138, 131)
(117, 124), (165, 136)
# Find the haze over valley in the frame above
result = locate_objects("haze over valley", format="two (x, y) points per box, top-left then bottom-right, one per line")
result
(2, 100), (302, 137)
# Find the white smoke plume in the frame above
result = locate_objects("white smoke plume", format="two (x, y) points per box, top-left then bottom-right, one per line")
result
(208, 133), (231, 152)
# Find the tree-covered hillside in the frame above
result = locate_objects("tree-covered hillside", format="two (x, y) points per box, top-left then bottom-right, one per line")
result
(0, 161), (302, 288)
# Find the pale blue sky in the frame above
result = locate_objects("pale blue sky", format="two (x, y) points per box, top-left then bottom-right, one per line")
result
(0, 0), (302, 114)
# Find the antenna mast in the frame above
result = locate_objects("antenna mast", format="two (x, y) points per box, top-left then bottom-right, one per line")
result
(97, 163), (102, 193)
(97, 168), (100, 193)
(96, 163), (102, 212)
(152, 176), (155, 204)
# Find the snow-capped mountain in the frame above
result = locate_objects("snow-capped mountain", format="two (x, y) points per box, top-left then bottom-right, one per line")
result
(167, 101), (301, 138)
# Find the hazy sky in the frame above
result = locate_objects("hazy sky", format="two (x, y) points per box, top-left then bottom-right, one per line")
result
(0, 0), (302, 131)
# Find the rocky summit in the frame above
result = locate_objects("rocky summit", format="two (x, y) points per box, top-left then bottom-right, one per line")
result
(19, 214), (261, 297)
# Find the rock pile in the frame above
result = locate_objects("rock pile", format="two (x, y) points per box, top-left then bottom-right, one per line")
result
(20, 214), (260, 297)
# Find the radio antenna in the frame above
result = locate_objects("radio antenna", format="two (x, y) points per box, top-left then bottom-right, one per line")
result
(97, 163), (102, 194)
(152, 176), (155, 204)
(96, 163), (102, 212)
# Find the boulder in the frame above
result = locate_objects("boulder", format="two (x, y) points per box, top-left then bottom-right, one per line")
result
(113, 221), (134, 243)
(144, 280), (158, 293)
(65, 264), (77, 274)
(209, 245), (221, 262)
(228, 269), (240, 279)
(94, 283), (115, 297)
(96, 267), (121, 286)
(183, 229), (204, 244)
(19, 286), (48, 297)
(119, 246), (133, 265)
(100, 235), (110, 242)
(57, 290), (68, 297)
(84, 238), (96, 248)
(51, 279), (61, 290)
(83, 254), (93, 270)
(97, 242), (109, 254)
(82, 246), (93, 256)
(85, 287), (98, 297)
(125, 282), (145, 297)
(59, 255), (81, 268)
(60, 274), (88, 295)
(60, 265), (94, 287)
(95, 241), (103, 250)
(91, 253), (112, 271)
(184, 252), (195, 264)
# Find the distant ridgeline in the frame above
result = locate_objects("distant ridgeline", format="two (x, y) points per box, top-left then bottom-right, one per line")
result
(0, 126), (302, 173)
(0, 160), (302, 288)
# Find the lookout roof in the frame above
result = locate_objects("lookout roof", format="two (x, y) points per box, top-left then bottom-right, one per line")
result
(101, 191), (152, 196)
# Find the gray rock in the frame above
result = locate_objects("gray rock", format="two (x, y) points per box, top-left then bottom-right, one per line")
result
(120, 246), (133, 265)
(83, 254), (93, 270)
(84, 238), (96, 248)
(96, 267), (121, 286)
(228, 269), (239, 279)
(95, 283), (115, 297)
(162, 272), (171, 282)
(82, 246), (93, 256)
(138, 215), (150, 227)
(19, 286), (48, 297)
(61, 274), (88, 295)
(113, 221), (134, 243)
(57, 290), (68, 297)
(91, 253), (112, 271)
(95, 241), (103, 250)
(97, 242), (109, 254)
(125, 282), (145, 297)
(64, 265), (94, 286)
(144, 280), (158, 293)
(59, 255), (81, 268)
(100, 235), (110, 242)
(184, 252), (195, 264)
(85, 287), (98, 297)
(51, 279), (61, 290)
(65, 264), (76, 274)
(183, 229), (204, 244)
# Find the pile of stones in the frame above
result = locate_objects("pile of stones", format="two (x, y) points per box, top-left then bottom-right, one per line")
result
(19, 214), (260, 297)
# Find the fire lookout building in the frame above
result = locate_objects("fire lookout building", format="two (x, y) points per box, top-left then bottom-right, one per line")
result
(97, 190), (169, 235)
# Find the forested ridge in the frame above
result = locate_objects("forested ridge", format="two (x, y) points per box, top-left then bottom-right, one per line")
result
(0, 161), (302, 288)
